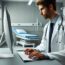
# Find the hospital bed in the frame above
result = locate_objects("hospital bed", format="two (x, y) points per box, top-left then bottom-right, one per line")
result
(13, 28), (40, 47)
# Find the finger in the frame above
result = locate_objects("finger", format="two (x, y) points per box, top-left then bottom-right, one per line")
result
(29, 54), (33, 58)
(24, 49), (29, 53)
(29, 52), (37, 58)
(24, 49), (31, 55)
(32, 56), (38, 60)
(29, 53), (34, 58)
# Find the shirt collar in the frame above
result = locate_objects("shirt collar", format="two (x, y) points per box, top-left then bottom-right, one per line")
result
(49, 14), (59, 24)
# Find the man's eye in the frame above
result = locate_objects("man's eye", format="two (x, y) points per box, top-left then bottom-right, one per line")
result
(41, 8), (44, 10)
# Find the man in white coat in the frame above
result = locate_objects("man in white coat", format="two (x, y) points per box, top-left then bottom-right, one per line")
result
(25, 0), (65, 64)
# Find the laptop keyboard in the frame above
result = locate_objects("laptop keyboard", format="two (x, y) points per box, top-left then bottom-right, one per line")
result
(17, 52), (33, 62)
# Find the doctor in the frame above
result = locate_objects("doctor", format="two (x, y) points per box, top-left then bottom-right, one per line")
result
(25, 0), (65, 64)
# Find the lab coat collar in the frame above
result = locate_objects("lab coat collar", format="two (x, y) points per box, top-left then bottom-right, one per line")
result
(49, 14), (59, 24)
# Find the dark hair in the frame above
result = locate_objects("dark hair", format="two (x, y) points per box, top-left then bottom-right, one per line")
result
(36, 0), (56, 10)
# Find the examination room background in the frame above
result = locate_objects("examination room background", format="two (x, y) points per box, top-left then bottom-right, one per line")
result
(0, 0), (64, 45)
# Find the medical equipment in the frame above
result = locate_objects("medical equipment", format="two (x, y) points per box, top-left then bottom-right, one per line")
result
(13, 28), (40, 47)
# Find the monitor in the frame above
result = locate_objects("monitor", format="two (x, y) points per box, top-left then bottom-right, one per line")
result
(3, 7), (14, 53)
(0, 7), (14, 58)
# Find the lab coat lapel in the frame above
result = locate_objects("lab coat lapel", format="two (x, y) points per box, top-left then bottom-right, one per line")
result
(46, 22), (50, 42)
(51, 17), (61, 42)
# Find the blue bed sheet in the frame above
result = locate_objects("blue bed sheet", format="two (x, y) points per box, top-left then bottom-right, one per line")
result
(16, 33), (39, 40)
(13, 29), (39, 41)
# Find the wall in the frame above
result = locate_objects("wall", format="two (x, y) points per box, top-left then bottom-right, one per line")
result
(3, 2), (46, 23)
(63, 0), (65, 6)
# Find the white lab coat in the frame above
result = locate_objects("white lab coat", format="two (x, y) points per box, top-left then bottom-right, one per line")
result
(35, 15), (65, 65)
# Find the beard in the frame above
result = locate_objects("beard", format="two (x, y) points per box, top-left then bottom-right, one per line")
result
(43, 12), (51, 19)
(43, 15), (49, 19)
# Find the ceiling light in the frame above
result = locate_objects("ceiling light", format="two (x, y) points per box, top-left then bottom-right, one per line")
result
(28, 0), (33, 5)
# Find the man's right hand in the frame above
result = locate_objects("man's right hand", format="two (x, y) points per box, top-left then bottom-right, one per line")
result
(24, 48), (35, 55)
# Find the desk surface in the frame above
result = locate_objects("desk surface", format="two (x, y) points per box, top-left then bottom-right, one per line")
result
(0, 47), (62, 65)
(0, 55), (62, 65)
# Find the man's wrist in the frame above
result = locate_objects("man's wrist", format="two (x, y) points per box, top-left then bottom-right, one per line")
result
(34, 49), (41, 53)
(41, 53), (50, 60)
(43, 55), (50, 59)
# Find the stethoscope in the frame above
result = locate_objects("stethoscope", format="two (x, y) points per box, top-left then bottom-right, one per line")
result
(44, 15), (64, 41)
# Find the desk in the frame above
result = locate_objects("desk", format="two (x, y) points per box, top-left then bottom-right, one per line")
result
(0, 54), (62, 65)
(0, 48), (62, 65)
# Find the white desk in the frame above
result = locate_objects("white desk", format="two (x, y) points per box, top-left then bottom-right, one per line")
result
(0, 48), (62, 65)
(0, 55), (62, 65)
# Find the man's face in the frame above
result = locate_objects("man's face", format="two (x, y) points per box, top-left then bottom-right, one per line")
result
(35, 0), (51, 19)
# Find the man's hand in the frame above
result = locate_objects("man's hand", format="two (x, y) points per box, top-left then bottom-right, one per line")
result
(24, 48), (49, 60)
(24, 48), (35, 55)
(29, 51), (44, 60)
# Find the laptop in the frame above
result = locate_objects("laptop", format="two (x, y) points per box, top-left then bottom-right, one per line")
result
(17, 51), (33, 62)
